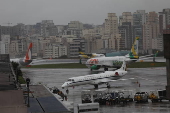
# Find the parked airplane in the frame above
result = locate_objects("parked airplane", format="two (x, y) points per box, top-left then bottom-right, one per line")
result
(10, 43), (33, 67)
(62, 60), (128, 90)
(86, 37), (157, 71)
(78, 48), (105, 59)
(85, 37), (140, 71)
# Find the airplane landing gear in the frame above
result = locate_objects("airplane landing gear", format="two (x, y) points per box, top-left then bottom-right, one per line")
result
(66, 89), (69, 94)
(106, 83), (111, 88)
(104, 67), (108, 71)
(94, 84), (98, 89)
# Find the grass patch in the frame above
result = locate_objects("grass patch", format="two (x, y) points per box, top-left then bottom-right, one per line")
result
(127, 62), (166, 68)
(24, 62), (166, 68)
(18, 76), (26, 84)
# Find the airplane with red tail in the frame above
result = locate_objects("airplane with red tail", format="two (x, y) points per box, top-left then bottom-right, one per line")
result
(10, 43), (33, 67)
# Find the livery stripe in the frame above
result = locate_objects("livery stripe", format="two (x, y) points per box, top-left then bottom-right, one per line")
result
(69, 76), (122, 85)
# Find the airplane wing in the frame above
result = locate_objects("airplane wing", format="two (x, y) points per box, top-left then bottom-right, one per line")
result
(99, 78), (111, 83)
(30, 59), (48, 64)
(139, 51), (159, 59)
(100, 78), (135, 83)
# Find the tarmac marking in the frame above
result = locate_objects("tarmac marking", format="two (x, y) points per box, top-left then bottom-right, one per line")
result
(135, 76), (166, 85)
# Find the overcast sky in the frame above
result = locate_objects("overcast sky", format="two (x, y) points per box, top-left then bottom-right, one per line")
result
(1, 0), (170, 26)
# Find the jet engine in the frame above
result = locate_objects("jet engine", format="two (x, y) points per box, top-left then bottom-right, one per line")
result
(90, 65), (101, 70)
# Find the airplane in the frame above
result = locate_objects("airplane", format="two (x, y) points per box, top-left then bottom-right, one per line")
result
(85, 37), (158, 71)
(85, 37), (140, 71)
(62, 60), (128, 90)
(78, 48), (105, 59)
(10, 43), (33, 67)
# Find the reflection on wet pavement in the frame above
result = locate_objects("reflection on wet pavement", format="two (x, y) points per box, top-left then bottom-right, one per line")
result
(22, 67), (170, 113)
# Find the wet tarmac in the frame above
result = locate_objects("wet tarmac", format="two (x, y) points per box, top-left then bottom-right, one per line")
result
(22, 65), (170, 113)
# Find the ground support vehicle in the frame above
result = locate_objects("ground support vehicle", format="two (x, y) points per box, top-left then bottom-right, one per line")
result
(93, 89), (120, 105)
(77, 103), (99, 113)
(119, 90), (134, 104)
(109, 91), (120, 105)
(82, 94), (92, 103)
(81, 90), (92, 103)
(134, 92), (148, 103)
(148, 89), (169, 102)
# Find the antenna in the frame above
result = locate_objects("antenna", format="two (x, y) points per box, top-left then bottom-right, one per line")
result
(3, 22), (12, 26)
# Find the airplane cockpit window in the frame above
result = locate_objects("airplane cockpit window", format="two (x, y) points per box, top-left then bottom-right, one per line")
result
(68, 79), (72, 81)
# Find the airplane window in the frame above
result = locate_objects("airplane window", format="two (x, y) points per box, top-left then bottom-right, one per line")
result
(68, 79), (71, 81)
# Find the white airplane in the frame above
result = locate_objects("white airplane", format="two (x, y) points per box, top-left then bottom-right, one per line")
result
(62, 60), (128, 90)
(10, 43), (33, 67)
(78, 48), (105, 59)
(85, 37), (142, 71)
(86, 37), (158, 71)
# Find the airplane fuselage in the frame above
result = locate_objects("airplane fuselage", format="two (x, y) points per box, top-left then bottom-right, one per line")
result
(85, 56), (136, 69)
(62, 70), (127, 88)
(79, 53), (105, 59)
(10, 58), (32, 67)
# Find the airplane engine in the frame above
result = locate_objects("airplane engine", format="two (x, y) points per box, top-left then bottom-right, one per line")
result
(91, 80), (101, 85)
(90, 65), (101, 70)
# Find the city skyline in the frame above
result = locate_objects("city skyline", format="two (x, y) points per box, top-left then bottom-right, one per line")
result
(1, 0), (170, 26)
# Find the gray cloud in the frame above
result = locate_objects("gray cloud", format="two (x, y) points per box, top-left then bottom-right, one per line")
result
(0, 0), (170, 25)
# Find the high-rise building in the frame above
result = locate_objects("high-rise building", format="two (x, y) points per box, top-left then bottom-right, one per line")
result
(64, 21), (83, 38)
(43, 43), (67, 58)
(104, 13), (121, 50)
(41, 20), (54, 37)
(104, 13), (119, 35)
(68, 21), (83, 30)
(159, 8), (170, 34)
(132, 11), (144, 50)
(119, 12), (133, 26)
(118, 22), (132, 50)
(143, 12), (159, 53)
(68, 38), (86, 58)
(0, 35), (10, 54)
(136, 10), (146, 25)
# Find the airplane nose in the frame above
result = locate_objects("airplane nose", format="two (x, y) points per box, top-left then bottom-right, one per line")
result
(61, 84), (65, 88)
(61, 82), (68, 88)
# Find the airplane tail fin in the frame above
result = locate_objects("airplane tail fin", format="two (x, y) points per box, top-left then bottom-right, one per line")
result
(24, 43), (33, 61)
(119, 60), (127, 71)
(128, 37), (139, 59)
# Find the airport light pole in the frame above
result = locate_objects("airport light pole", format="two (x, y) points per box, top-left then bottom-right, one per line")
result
(26, 78), (30, 107)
